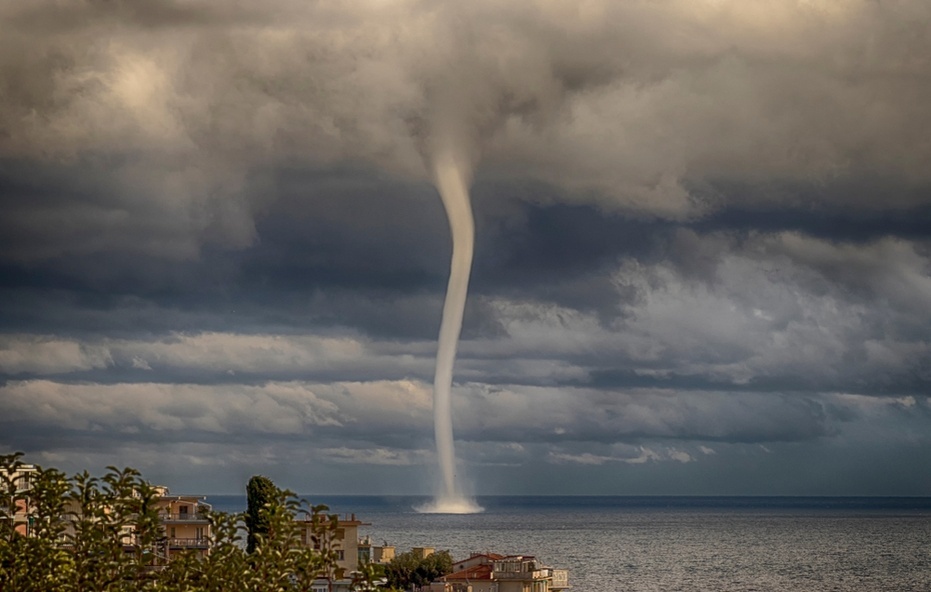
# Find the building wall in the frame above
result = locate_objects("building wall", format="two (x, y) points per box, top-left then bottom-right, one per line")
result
(359, 535), (396, 564)
(412, 546), (436, 559)
(154, 494), (211, 559)
(297, 516), (364, 576)
(3, 465), (37, 536)
(374, 545), (396, 563)
(550, 569), (569, 590)
(337, 522), (360, 570)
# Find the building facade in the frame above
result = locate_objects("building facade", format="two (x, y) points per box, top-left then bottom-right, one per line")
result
(1, 463), (38, 536)
(153, 487), (212, 560)
(432, 553), (570, 592)
(295, 512), (369, 592)
(358, 535), (396, 564)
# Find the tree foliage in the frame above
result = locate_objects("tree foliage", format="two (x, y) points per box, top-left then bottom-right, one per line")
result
(383, 549), (453, 591)
(0, 453), (357, 592)
(245, 475), (278, 555)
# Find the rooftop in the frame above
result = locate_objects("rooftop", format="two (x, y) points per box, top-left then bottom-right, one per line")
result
(443, 564), (493, 581)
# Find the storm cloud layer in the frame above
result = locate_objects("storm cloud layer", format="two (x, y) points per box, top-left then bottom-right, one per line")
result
(1, 0), (930, 495)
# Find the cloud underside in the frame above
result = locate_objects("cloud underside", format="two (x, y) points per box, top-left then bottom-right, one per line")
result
(1, 0), (930, 493)
(2, 371), (928, 495)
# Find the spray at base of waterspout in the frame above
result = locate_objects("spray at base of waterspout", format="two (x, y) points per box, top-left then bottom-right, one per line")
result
(415, 494), (484, 515)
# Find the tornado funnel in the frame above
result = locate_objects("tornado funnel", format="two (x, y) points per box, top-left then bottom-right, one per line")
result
(416, 151), (483, 515)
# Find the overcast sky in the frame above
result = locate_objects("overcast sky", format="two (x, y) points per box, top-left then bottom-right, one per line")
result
(2, 0), (930, 496)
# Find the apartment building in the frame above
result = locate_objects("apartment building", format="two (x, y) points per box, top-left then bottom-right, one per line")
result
(358, 535), (396, 564)
(294, 512), (369, 592)
(451, 553), (504, 572)
(431, 553), (570, 592)
(0, 462), (38, 536)
(1, 468), (210, 564)
(153, 486), (212, 560)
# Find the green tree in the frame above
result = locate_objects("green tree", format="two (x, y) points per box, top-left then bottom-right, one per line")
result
(64, 466), (163, 591)
(351, 558), (384, 591)
(243, 475), (343, 591)
(0, 459), (343, 592)
(0, 452), (26, 546)
(194, 510), (250, 592)
(0, 452), (74, 591)
(293, 503), (340, 591)
(384, 550), (453, 591)
(245, 475), (278, 555)
(157, 508), (251, 592)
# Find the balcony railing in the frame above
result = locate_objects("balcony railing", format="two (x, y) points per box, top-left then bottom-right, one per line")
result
(167, 537), (209, 549)
(494, 570), (549, 580)
(298, 512), (366, 524)
(161, 512), (209, 522)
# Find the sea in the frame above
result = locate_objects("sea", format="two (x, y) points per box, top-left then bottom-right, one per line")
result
(206, 495), (931, 592)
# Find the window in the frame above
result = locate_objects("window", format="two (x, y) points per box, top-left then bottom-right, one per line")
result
(17, 474), (32, 491)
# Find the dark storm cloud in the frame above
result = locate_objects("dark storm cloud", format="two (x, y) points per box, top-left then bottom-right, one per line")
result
(6, 0), (263, 32)
(694, 179), (931, 243)
(2, 192), (928, 390)
(2, 0), (931, 494)
(452, 386), (835, 445)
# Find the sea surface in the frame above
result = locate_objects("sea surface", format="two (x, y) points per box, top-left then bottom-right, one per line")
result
(206, 495), (931, 591)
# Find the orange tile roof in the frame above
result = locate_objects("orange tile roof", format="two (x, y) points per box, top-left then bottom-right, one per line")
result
(443, 564), (493, 581)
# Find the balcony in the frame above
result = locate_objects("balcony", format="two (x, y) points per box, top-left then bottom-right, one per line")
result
(493, 570), (549, 581)
(160, 512), (209, 523)
(167, 537), (209, 549)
